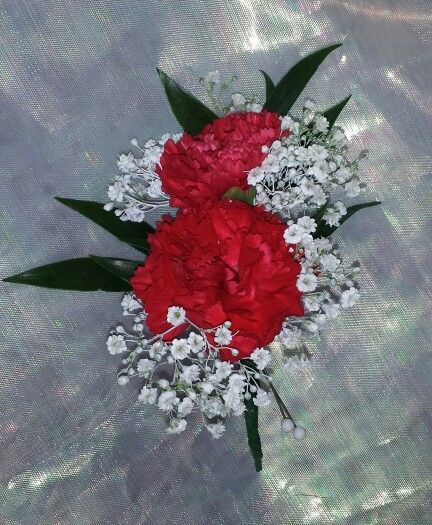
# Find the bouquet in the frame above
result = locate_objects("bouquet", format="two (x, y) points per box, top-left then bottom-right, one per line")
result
(4, 43), (379, 471)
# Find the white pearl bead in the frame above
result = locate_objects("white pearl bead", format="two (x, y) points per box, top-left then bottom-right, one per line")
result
(293, 426), (306, 440)
(281, 418), (295, 432)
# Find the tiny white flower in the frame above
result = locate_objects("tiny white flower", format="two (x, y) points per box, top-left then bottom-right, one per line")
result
(284, 223), (303, 244)
(253, 388), (272, 407)
(204, 70), (220, 84)
(107, 334), (127, 355)
(223, 388), (245, 415)
(117, 152), (136, 173)
(334, 201), (347, 216)
(330, 127), (347, 146)
(345, 179), (361, 197)
(107, 181), (124, 202)
(215, 361), (233, 380)
(297, 273), (318, 292)
(247, 102), (263, 112)
(202, 381), (215, 394)
(214, 325), (232, 346)
(247, 166), (265, 185)
(158, 390), (178, 411)
(205, 422), (226, 439)
(310, 186), (327, 206)
(304, 98), (316, 111)
(297, 216), (317, 234)
(280, 115), (294, 130)
(303, 295), (321, 312)
(166, 418), (187, 434)
(138, 386), (158, 404)
(147, 178), (163, 198)
(205, 398), (225, 418)
(320, 254), (341, 272)
(137, 358), (155, 376)
(284, 355), (311, 374)
(187, 333), (205, 353)
(314, 115), (329, 133)
(323, 207), (342, 227)
(340, 287), (360, 308)
(181, 364), (200, 384)
(167, 306), (186, 326)
(178, 397), (194, 416)
(250, 348), (271, 371)
(231, 93), (246, 107)
(228, 373), (246, 392)
(322, 302), (341, 319)
(300, 177), (318, 196)
(148, 340), (167, 359)
(121, 293), (141, 313)
(170, 339), (190, 360)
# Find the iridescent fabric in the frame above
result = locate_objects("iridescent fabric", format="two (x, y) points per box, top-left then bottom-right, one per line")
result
(1, 1), (431, 523)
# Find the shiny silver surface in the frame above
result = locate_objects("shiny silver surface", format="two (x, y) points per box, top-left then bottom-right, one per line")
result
(1, 1), (431, 523)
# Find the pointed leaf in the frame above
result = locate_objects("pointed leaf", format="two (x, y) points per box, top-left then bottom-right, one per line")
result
(259, 70), (275, 99)
(264, 43), (342, 115)
(3, 257), (132, 291)
(244, 397), (263, 472)
(315, 201), (381, 238)
(241, 358), (263, 472)
(56, 198), (154, 254)
(223, 186), (256, 206)
(157, 68), (217, 135)
(89, 255), (140, 283)
(322, 94), (352, 129)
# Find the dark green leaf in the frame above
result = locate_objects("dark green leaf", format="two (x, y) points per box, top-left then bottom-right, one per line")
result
(259, 70), (275, 100)
(55, 198), (154, 254)
(244, 396), (263, 472)
(241, 358), (263, 472)
(157, 68), (218, 135)
(89, 255), (140, 283)
(315, 201), (381, 238)
(312, 201), (329, 224)
(322, 94), (352, 129)
(223, 186), (256, 206)
(263, 43), (342, 115)
(3, 257), (133, 291)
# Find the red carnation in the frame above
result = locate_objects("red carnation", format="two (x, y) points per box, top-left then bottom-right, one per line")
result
(130, 201), (303, 362)
(157, 111), (282, 209)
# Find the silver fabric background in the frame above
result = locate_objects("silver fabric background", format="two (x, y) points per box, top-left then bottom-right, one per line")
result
(1, 1), (431, 524)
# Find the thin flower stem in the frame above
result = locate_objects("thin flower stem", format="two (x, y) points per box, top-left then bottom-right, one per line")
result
(268, 382), (295, 424)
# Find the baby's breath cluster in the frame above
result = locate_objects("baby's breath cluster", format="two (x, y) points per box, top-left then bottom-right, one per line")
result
(276, 216), (360, 370)
(104, 134), (181, 222)
(107, 301), (273, 438)
(200, 70), (263, 115)
(249, 99), (367, 220)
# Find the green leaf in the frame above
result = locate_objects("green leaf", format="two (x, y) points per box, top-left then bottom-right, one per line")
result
(244, 396), (263, 472)
(89, 255), (140, 283)
(259, 70), (275, 99)
(263, 43), (342, 115)
(322, 94), (352, 129)
(3, 257), (134, 291)
(312, 201), (329, 224)
(315, 201), (381, 238)
(223, 186), (256, 206)
(157, 68), (218, 135)
(55, 198), (153, 254)
(241, 358), (263, 472)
